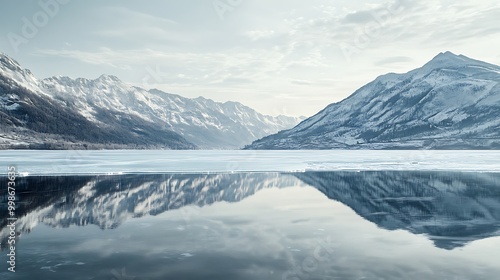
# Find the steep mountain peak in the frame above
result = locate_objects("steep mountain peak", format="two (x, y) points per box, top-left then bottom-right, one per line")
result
(247, 52), (500, 150)
(44, 75), (76, 83)
(97, 74), (121, 83)
(223, 100), (242, 107)
(434, 51), (461, 60)
(0, 53), (21, 72)
(421, 51), (498, 72)
(0, 52), (43, 94)
(193, 95), (211, 102)
(422, 51), (468, 69)
(42, 74), (128, 93)
(44, 74), (122, 84)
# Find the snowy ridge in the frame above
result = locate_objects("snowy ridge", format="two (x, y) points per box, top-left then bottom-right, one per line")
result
(0, 53), (49, 98)
(39, 75), (302, 149)
(247, 52), (500, 149)
(0, 52), (302, 149)
(0, 54), (194, 149)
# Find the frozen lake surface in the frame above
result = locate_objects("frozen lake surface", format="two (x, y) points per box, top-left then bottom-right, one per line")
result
(1, 150), (500, 175)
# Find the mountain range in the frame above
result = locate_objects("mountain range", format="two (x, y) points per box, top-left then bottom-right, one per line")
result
(0, 53), (302, 149)
(247, 52), (500, 149)
(3, 51), (500, 150)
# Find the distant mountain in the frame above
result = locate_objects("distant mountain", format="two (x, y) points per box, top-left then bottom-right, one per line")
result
(247, 52), (500, 149)
(0, 54), (194, 149)
(0, 53), (302, 149)
(40, 76), (302, 149)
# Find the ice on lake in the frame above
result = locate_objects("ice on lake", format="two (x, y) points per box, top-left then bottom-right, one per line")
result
(1, 150), (500, 175)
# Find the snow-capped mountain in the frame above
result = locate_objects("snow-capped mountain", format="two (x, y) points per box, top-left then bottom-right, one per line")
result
(0, 53), (47, 96)
(295, 171), (500, 249)
(247, 52), (500, 149)
(0, 52), (302, 149)
(0, 53), (195, 149)
(39, 76), (302, 149)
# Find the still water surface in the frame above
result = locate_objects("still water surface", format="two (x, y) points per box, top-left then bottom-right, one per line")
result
(1, 171), (500, 279)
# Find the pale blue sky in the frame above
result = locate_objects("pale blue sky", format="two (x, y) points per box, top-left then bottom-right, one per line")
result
(2, 0), (500, 116)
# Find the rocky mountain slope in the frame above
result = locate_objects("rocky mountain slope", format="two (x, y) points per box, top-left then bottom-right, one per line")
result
(247, 52), (500, 149)
(0, 52), (302, 149)
(0, 54), (194, 149)
(39, 76), (302, 149)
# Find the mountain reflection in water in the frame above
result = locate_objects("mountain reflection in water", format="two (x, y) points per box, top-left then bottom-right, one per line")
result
(1, 171), (499, 280)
